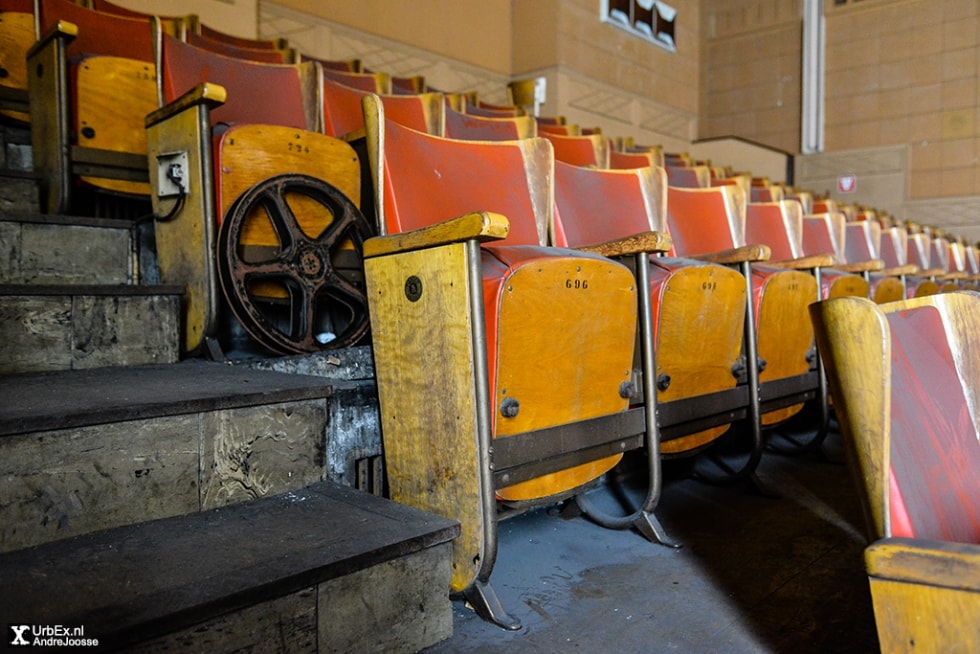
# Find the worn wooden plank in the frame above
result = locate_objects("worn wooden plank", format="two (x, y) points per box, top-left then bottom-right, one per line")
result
(0, 361), (335, 436)
(0, 295), (73, 372)
(201, 400), (328, 510)
(318, 543), (453, 654)
(0, 414), (200, 553)
(131, 588), (318, 654)
(71, 293), (180, 369)
(0, 481), (458, 652)
(365, 242), (486, 593)
(17, 222), (131, 285)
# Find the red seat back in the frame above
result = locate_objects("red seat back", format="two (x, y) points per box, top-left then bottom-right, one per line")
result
(371, 107), (549, 247)
(745, 201), (803, 261)
(157, 32), (311, 130)
(665, 185), (744, 257)
(37, 0), (153, 61)
(885, 299), (980, 543)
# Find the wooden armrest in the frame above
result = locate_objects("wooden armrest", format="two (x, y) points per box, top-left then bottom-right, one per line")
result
(686, 244), (771, 265)
(574, 230), (672, 258)
(832, 259), (885, 273)
(939, 271), (970, 280)
(27, 20), (78, 59)
(915, 267), (946, 278)
(363, 211), (509, 258)
(866, 537), (980, 592)
(146, 83), (228, 129)
(766, 253), (837, 269)
(879, 264), (918, 276)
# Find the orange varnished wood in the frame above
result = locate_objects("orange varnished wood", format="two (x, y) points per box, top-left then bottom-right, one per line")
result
(656, 264), (747, 454)
(493, 255), (635, 500)
(811, 293), (980, 653)
(552, 161), (746, 456)
(74, 55), (156, 194)
(754, 268), (817, 425)
(0, 4), (33, 121)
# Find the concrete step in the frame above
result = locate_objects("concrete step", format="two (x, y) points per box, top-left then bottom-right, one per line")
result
(0, 480), (458, 653)
(0, 283), (181, 374)
(0, 360), (341, 552)
(0, 212), (136, 285)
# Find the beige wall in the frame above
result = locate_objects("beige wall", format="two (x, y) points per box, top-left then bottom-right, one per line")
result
(700, 0), (803, 155)
(269, 0), (513, 74)
(104, 0), (259, 39)
(824, 0), (980, 201)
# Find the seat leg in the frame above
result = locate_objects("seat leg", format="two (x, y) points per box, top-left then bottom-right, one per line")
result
(632, 509), (683, 548)
(574, 252), (680, 549)
(460, 579), (522, 631)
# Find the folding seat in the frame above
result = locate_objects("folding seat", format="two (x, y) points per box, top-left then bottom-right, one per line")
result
(0, 0), (34, 121)
(145, 30), (370, 356)
(843, 219), (907, 303)
(535, 121), (581, 136)
(665, 163), (710, 188)
(444, 102), (536, 141)
(609, 148), (661, 170)
(540, 131), (608, 168)
(86, 0), (185, 36)
(903, 225), (943, 297)
(360, 94), (646, 629)
(801, 211), (874, 299)
(810, 292), (980, 653)
(667, 186), (821, 446)
(750, 184), (784, 202)
(182, 15), (296, 64)
(553, 159), (752, 473)
(28, 0), (160, 214)
(322, 68), (392, 94)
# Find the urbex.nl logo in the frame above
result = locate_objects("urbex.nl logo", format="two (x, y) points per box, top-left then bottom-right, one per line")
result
(8, 626), (30, 646)
(8, 624), (99, 648)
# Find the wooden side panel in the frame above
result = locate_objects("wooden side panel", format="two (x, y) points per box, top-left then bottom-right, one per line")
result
(869, 578), (980, 653)
(810, 296), (891, 540)
(365, 242), (485, 593)
(147, 104), (217, 354)
(492, 255), (634, 500)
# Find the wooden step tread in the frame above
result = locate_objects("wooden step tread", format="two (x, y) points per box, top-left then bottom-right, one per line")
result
(0, 480), (459, 651)
(0, 361), (336, 436)
(0, 284), (183, 297)
(0, 210), (135, 229)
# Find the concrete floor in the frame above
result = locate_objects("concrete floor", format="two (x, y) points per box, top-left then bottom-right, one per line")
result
(424, 421), (880, 653)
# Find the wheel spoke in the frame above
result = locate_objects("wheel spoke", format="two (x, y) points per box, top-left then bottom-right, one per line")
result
(218, 173), (373, 354)
(261, 182), (304, 253)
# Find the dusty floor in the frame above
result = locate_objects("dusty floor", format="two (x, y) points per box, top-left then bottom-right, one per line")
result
(424, 420), (880, 653)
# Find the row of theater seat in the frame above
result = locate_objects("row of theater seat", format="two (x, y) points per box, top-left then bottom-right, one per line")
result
(3, 0), (976, 640)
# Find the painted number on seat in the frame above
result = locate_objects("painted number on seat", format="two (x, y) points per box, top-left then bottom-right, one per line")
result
(566, 279), (589, 289)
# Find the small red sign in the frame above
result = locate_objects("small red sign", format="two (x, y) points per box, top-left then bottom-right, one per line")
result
(838, 174), (857, 193)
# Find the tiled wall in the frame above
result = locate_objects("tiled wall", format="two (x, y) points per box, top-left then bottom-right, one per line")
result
(824, 0), (980, 200)
(701, 0), (803, 154)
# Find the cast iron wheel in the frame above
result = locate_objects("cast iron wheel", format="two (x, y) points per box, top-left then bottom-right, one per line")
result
(217, 174), (373, 355)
